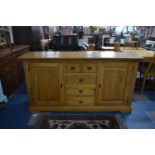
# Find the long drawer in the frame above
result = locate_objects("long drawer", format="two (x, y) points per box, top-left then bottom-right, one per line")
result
(65, 96), (95, 106)
(65, 85), (96, 96)
(65, 74), (97, 85)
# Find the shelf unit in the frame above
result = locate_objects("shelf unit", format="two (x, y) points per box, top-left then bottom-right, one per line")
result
(0, 26), (11, 48)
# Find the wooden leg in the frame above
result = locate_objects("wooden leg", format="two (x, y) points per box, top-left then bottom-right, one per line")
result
(141, 76), (147, 93)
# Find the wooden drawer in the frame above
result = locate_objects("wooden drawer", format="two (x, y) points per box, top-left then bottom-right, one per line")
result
(82, 63), (97, 73)
(65, 86), (96, 96)
(65, 63), (81, 73)
(65, 74), (97, 85)
(65, 96), (95, 106)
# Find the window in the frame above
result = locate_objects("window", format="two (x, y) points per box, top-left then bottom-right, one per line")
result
(111, 26), (137, 34)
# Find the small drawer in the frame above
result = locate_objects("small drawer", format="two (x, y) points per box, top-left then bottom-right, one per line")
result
(65, 63), (81, 73)
(82, 63), (98, 73)
(65, 96), (95, 106)
(65, 74), (97, 85)
(65, 86), (96, 96)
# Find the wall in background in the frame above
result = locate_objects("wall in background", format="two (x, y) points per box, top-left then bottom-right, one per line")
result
(8, 26), (14, 44)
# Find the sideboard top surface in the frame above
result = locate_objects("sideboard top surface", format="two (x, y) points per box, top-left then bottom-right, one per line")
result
(19, 51), (143, 61)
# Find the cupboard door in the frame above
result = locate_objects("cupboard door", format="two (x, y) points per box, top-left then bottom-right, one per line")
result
(30, 63), (63, 105)
(98, 62), (132, 105)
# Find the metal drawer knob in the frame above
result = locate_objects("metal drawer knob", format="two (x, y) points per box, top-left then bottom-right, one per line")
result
(88, 67), (92, 70)
(79, 79), (84, 82)
(71, 67), (75, 70)
(78, 101), (83, 104)
(79, 90), (83, 93)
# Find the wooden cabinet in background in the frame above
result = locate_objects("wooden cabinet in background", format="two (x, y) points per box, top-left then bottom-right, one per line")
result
(52, 35), (79, 51)
(0, 45), (30, 97)
(12, 26), (42, 51)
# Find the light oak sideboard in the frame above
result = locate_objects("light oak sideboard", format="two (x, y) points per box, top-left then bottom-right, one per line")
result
(20, 51), (143, 112)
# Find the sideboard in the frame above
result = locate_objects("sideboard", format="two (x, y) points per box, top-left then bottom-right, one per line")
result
(20, 51), (142, 112)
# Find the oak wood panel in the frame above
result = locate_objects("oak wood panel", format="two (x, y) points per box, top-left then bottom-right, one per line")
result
(127, 62), (139, 105)
(29, 63), (63, 106)
(19, 51), (143, 60)
(29, 105), (132, 112)
(98, 62), (131, 105)
(23, 62), (33, 105)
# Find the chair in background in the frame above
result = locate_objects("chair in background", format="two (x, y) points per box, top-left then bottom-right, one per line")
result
(0, 80), (7, 104)
(104, 37), (110, 46)
(124, 41), (139, 50)
(88, 44), (96, 50)
(52, 35), (79, 51)
(114, 42), (121, 52)
(139, 56), (155, 93)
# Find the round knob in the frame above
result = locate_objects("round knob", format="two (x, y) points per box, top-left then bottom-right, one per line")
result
(88, 67), (92, 70)
(79, 101), (83, 104)
(71, 67), (75, 70)
(79, 90), (83, 93)
(79, 79), (84, 82)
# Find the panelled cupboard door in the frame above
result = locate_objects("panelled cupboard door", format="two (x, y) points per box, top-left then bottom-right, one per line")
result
(29, 63), (63, 106)
(97, 62), (132, 105)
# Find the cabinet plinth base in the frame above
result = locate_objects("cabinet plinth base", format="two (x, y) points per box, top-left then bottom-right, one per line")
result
(29, 106), (132, 113)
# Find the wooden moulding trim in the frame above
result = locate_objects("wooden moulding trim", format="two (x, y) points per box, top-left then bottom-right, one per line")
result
(29, 106), (132, 112)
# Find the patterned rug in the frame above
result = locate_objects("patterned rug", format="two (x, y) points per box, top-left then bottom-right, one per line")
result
(34, 114), (125, 129)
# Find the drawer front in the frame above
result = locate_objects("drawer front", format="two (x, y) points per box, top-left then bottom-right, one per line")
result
(65, 63), (81, 73)
(82, 63), (98, 73)
(65, 86), (96, 96)
(65, 96), (95, 106)
(65, 74), (97, 85)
